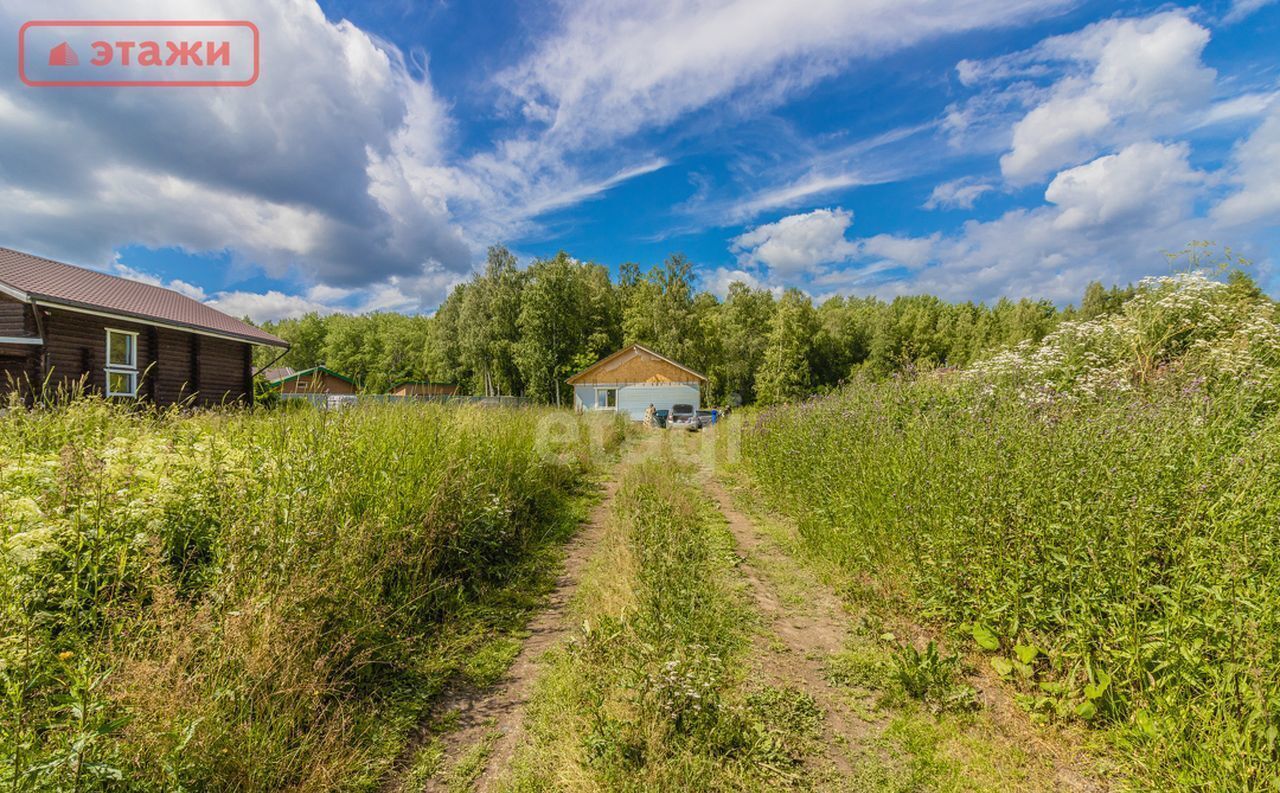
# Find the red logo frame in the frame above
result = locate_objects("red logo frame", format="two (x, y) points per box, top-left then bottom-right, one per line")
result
(19, 20), (259, 87)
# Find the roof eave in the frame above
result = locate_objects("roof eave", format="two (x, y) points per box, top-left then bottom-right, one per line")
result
(0, 278), (31, 303)
(567, 343), (707, 385)
(270, 366), (355, 386)
(30, 294), (289, 348)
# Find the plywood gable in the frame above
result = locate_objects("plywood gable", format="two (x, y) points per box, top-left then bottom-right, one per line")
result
(568, 344), (705, 385)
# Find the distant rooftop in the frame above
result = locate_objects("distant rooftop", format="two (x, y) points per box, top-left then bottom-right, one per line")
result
(264, 365), (355, 385)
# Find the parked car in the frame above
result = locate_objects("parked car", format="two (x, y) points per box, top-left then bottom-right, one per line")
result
(654, 409), (669, 428)
(668, 403), (702, 430)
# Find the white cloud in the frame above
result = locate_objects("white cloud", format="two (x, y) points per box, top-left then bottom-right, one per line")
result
(1046, 141), (1203, 231)
(1002, 94), (1113, 184)
(855, 143), (1210, 302)
(6, 0), (1275, 316)
(1194, 91), (1280, 128)
(810, 258), (914, 295)
(205, 264), (465, 323)
(486, 0), (1071, 233)
(950, 12), (1275, 174)
(1224, 0), (1278, 24)
(108, 260), (208, 301)
(683, 121), (938, 228)
(702, 267), (782, 299)
(0, 0), (685, 316)
(727, 210), (941, 294)
(924, 177), (996, 210)
(498, 0), (1073, 152)
(0, 0), (472, 301)
(1213, 109), (1280, 228)
(206, 290), (339, 323)
(728, 141), (1217, 303)
(889, 8), (1280, 301)
(857, 234), (939, 269)
(725, 173), (870, 223)
(731, 208), (859, 276)
(352, 0), (1050, 252)
(998, 13), (1215, 184)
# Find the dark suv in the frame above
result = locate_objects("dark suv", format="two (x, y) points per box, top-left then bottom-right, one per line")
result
(668, 403), (701, 430)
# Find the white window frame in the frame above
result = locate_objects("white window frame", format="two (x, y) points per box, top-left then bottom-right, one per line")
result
(595, 387), (617, 410)
(104, 328), (139, 398)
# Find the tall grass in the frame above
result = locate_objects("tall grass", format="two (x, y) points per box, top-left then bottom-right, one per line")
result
(743, 374), (1280, 789)
(0, 399), (621, 790)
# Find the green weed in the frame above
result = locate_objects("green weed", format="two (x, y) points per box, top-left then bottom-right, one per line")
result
(0, 399), (623, 790)
(890, 641), (978, 715)
(744, 349), (1280, 788)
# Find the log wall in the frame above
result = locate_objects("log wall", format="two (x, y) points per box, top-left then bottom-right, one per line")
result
(32, 307), (253, 406)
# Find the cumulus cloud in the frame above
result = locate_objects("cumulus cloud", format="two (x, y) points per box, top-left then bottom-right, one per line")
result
(1213, 109), (1280, 228)
(0, 0), (690, 315)
(727, 210), (941, 296)
(108, 260), (208, 302)
(997, 13), (1215, 184)
(871, 8), (1280, 301)
(727, 139), (1226, 303)
(702, 267), (782, 299)
(3, 0), (1069, 314)
(206, 290), (341, 323)
(924, 177), (996, 210)
(857, 234), (939, 269)
(948, 9), (1277, 190)
(731, 208), (859, 276)
(0, 0), (478, 314)
(859, 143), (1209, 302)
(1046, 141), (1203, 231)
(205, 265), (466, 323)
(7, 0), (1277, 315)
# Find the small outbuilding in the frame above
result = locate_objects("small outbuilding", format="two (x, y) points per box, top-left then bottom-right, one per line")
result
(264, 366), (357, 395)
(389, 381), (460, 397)
(567, 344), (706, 420)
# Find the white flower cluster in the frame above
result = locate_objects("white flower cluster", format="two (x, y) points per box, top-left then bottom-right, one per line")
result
(643, 647), (723, 725)
(1, 429), (252, 576)
(968, 271), (1280, 400)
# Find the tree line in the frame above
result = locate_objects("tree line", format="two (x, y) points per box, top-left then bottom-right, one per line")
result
(258, 246), (1139, 404)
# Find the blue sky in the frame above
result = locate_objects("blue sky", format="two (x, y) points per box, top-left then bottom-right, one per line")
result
(1, 0), (1278, 320)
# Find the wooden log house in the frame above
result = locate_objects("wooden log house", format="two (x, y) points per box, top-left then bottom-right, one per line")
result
(0, 247), (288, 407)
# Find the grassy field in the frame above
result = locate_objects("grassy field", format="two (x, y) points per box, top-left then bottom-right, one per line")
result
(5, 268), (1277, 791)
(741, 273), (1280, 790)
(0, 400), (623, 791)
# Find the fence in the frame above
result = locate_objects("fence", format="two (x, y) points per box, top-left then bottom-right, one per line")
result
(278, 393), (534, 410)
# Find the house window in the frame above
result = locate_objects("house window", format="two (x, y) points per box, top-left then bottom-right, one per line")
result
(595, 387), (617, 409)
(105, 329), (138, 398)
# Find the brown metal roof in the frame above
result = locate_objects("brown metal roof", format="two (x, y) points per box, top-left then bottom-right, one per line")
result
(0, 247), (287, 347)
